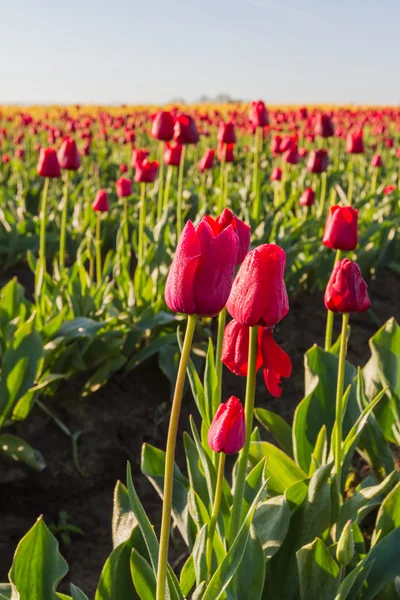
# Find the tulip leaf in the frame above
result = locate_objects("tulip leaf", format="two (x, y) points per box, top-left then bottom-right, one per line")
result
(187, 489), (210, 532)
(141, 442), (191, 547)
(254, 407), (293, 457)
(184, 432), (209, 509)
(371, 482), (400, 546)
(296, 537), (340, 600)
(125, 333), (177, 374)
(253, 495), (291, 560)
(70, 585), (89, 600)
(333, 563), (372, 600)
(243, 458), (267, 515)
(0, 434), (46, 471)
(130, 550), (156, 600)
(180, 554), (196, 598)
(177, 330), (207, 424)
(308, 425), (327, 476)
(9, 517), (68, 600)
(235, 525), (266, 600)
(193, 524), (208, 587)
(112, 481), (137, 549)
(249, 441), (307, 495)
(0, 584), (11, 600)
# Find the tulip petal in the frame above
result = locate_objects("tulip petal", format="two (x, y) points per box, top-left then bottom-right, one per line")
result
(195, 225), (238, 317)
(224, 410), (246, 454)
(222, 319), (262, 377)
(207, 403), (230, 453)
(164, 221), (201, 315)
(261, 330), (292, 398)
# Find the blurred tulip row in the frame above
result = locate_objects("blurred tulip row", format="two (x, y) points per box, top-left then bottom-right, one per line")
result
(0, 101), (400, 599)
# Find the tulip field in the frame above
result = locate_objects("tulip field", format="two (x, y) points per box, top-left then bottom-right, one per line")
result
(1, 102), (400, 599)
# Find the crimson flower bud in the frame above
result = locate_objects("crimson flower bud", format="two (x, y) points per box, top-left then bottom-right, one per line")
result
(371, 154), (382, 168)
(279, 135), (293, 153)
(57, 137), (81, 170)
(283, 144), (299, 165)
(202, 208), (251, 265)
(173, 114), (199, 144)
(218, 143), (235, 163)
(324, 259), (370, 314)
(15, 147), (24, 160)
(1, 154), (10, 164)
(270, 167), (282, 181)
(165, 219), (238, 317)
(208, 396), (245, 454)
(249, 100), (269, 127)
(322, 205), (358, 251)
(315, 114), (335, 138)
(260, 328), (292, 397)
(383, 185), (396, 195)
(299, 147), (308, 158)
(298, 106), (308, 119)
(271, 135), (282, 155)
(221, 320), (262, 376)
(92, 189), (109, 212)
(151, 111), (174, 141)
(134, 159), (159, 183)
(227, 244), (289, 327)
(307, 149), (328, 174)
(132, 148), (149, 169)
(116, 177), (132, 197)
(37, 147), (61, 178)
(164, 142), (183, 167)
(385, 137), (394, 149)
(217, 121), (236, 145)
(346, 131), (364, 154)
(120, 163), (128, 174)
(198, 149), (215, 172)
(300, 187), (316, 207)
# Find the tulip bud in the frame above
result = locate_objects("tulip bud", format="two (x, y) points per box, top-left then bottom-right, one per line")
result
(283, 144), (299, 165)
(132, 149), (149, 169)
(173, 114), (199, 144)
(92, 189), (109, 212)
(120, 163), (128, 174)
(249, 100), (269, 128)
(371, 154), (382, 168)
(217, 121), (236, 145)
(307, 149), (328, 174)
(270, 167), (282, 181)
(57, 137), (81, 170)
(322, 206), (358, 251)
(336, 521), (355, 567)
(300, 187), (315, 207)
(218, 143), (235, 163)
(384, 185), (396, 195)
(164, 142), (183, 167)
(346, 131), (364, 154)
(227, 244), (289, 328)
(271, 135), (282, 155)
(134, 159), (159, 183)
(198, 149), (215, 172)
(165, 219), (238, 317)
(37, 147), (61, 178)
(116, 177), (132, 198)
(208, 396), (245, 454)
(314, 113), (335, 138)
(151, 111), (174, 141)
(324, 259), (371, 314)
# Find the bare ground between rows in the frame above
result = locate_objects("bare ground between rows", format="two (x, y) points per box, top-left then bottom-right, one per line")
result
(0, 269), (399, 597)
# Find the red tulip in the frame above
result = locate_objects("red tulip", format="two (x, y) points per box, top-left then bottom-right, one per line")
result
(116, 177), (132, 197)
(297, 107), (308, 120)
(120, 163), (128, 174)
(279, 135), (294, 153)
(173, 114), (199, 144)
(151, 111), (174, 141)
(57, 137), (81, 170)
(218, 143), (235, 163)
(346, 131), (364, 154)
(315, 114), (335, 138)
(221, 319), (262, 376)
(165, 219), (238, 317)
(198, 149), (215, 172)
(383, 184), (396, 195)
(385, 137), (394, 149)
(217, 122), (236, 145)
(271, 135), (282, 155)
(324, 259), (371, 313)
(371, 154), (382, 168)
(249, 100), (269, 127)
(92, 189), (109, 212)
(307, 149), (328, 174)
(1, 154), (10, 164)
(270, 167), (282, 181)
(134, 159), (159, 183)
(300, 187), (316, 207)
(260, 329), (292, 397)
(37, 147), (61, 178)
(15, 147), (24, 160)
(164, 142), (183, 167)
(202, 208), (251, 264)
(227, 244), (289, 327)
(322, 205), (358, 251)
(283, 144), (299, 165)
(132, 148), (149, 169)
(208, 396), (245, 454)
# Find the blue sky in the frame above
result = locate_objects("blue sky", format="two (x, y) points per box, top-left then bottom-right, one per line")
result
(1, 0), (399, 105)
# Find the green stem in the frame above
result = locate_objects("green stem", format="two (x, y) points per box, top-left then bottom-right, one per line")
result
(156, 315), (197, 600)
(334, 312), (350, 495)
(206, 452), (226, 579)
(123, 196), (129, 245)
(251, 128), (262, 221)
(157, 141), (165, 220)
(176, 145), (186, 240)
(138, 184), (146, 266)
(59, 170), (70, 272)
(215, 307), (227, 406)
(371, 169), (378, 195)
(317, 171), (327, 218)
(229, 325), (259, 545)
(35, 177), (50, 299)
(164, 165), (173, 208)
(200, 171), (206, 211)
(324, 249), (342, 351)
(218, 146), (226, 214)
(347, 158), (354, 205)
(95, 212), (102, 283)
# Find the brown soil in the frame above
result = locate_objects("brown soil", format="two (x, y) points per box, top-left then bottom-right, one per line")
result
(0, 269), (399, 597)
